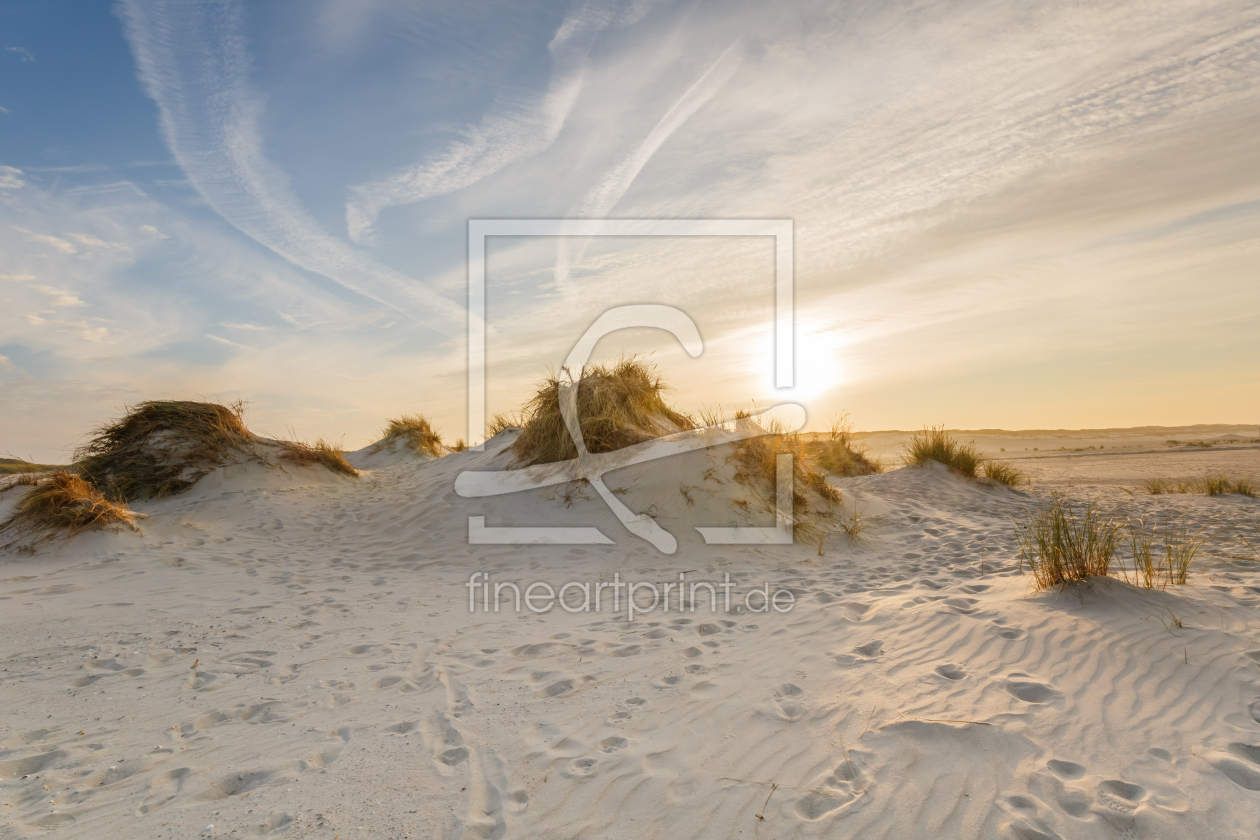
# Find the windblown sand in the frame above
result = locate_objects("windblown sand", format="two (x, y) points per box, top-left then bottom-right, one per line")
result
(2, 430), (1258, 839)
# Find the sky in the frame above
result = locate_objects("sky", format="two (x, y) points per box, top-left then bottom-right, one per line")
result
(2, 0), (1259, 463)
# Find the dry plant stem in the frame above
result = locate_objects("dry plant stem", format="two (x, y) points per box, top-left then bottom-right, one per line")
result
(861, 706), (878, 739)
(756, 783), (778, 819)
(838, 733), (868, 795)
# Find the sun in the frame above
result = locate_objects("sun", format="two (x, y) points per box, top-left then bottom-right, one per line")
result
(758, 324), (847, 404)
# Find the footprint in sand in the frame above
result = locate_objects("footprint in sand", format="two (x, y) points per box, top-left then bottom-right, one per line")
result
(835, 640), (882, 666)
(536, 678), (575, 698)
(1046, 760), (1086, 780)
(135, 767), (190, 815)
(1211, 743), (1260, 791)
(194, 770), (269, 801)
(598, 736), (629, 753)
(1005, 673), (1060, 704)
(1097, 779), (1145, 812)
(773, 683), (806, 721)
(0, 750), (64, 780)
(934, 663), (967, 681)
(561, 757), (599, 779)
(942, 597), (980, 615)
(992, 621), (1026, 640)
(854, 640), (883, 657)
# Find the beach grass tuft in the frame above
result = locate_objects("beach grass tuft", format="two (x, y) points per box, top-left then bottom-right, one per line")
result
(280, 438), (359, 477)
(1, 470), (140, 537)
(378, 414), (443, 457)
(1011, 495), (1123, 590)
(1144, 475), (1256, 497)
(982, 460), (1027, 487)
(74, 399), (257, 500)
(511, 356), (694, 466)
(903, 426), (981, 478)
(805, 414), (883, 477)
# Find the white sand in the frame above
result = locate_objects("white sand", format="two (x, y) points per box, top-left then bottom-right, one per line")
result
(2, 431), (1259, 838)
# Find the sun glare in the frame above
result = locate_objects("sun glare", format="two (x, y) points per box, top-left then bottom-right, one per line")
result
(758, 325), (847, 404)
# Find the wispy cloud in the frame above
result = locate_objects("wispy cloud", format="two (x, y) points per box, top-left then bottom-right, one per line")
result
(33, 285), (89, 307)
(14, 227), (77, 254)
(5, 46), (34, 63)
(556, 40), (744, 291)
(344, 0), (634, 244)
(117, 0), (462, 329)
(0, 166), (24, 190)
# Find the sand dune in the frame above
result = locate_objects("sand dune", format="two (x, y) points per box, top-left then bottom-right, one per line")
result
(1, 431), (1258, 838)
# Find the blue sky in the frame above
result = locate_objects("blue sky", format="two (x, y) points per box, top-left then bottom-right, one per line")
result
(3, 0), (1259, 462)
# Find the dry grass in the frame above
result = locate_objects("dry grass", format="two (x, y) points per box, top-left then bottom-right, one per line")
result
(485, 412), (524, 439)
(805, 414), (883, 477)
(982, 460), (1027, 487)
(1197, 475), (1257, 497)
(0, 470), (140, 537)
(904, 426), (981, 478)
(1011, 495), (1123, 590)
(279, 438), (359, 477)
(1124, 518), (1160, 589)
(74, 400), (257, 500)
(1144, 475), (1256, 497)
(1117, 516), (1211, 589)
(377, 414), (443, 457)
(511, 357), (694, 466)
(728, 412), (878, 546)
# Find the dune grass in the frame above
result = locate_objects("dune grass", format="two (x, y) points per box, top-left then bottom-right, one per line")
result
(728, 411), (889, 546)
(731, 414), (838, 512)
(74, 400), (257, 500)
(0, 470), (140, 537)
(0, 457), (63, 475)
(1014, 497), (1213, 591)
(1116, 516), (1211, 589)
(511, 357), (694, 466)
(279, 438), (359, 477)
(1011, 495), (1124, 589)
(378, 414), (443, 457)
(903, 426), (982, 477)
(486, 412), (524, 439)
(982, 460), (1027, 487)
(805, 414), (883, 477)
(1143, 475), (1256, 497)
